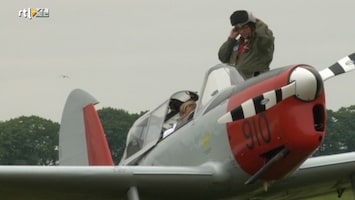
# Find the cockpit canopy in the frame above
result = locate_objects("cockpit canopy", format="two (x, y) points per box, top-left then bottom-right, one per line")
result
(120, 90), (198, 163)
(120, 64), (244, 165)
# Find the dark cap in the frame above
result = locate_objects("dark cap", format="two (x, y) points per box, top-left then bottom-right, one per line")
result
(230, 10), (256, 27)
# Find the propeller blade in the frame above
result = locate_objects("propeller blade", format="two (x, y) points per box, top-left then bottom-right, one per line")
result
(218, 81), (296, 124)
(319, 53), (355, 81)
(218, 53), (355, 124)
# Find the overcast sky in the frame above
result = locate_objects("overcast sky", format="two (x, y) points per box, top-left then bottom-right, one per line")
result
(2, 0), (355, 122)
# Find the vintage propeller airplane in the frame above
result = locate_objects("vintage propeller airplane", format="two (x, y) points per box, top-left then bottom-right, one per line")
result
(0, 53), (355, 200)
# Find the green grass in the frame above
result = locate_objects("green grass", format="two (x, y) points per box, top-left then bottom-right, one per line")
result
(305, 190), (354, 200)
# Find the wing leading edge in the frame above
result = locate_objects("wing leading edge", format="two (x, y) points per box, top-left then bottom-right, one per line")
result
(0, 162), (231, 200)
(1, 152), (355, 200)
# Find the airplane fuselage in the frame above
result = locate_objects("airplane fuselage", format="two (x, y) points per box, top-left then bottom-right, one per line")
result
(129, 64), (326, 188)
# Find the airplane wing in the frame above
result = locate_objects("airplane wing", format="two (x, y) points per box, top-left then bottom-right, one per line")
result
(245, 152), (355, 200)
(0, 163), (228, 200)
(0, 153), (355, 200)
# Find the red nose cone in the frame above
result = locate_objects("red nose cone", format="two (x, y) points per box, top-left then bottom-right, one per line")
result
(226, 66), (326, 181)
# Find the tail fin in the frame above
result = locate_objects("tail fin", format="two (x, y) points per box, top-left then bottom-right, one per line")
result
(59, 89), (114, 166)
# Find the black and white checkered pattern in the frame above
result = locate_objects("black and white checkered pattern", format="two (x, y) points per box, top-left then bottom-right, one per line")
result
(218, 82), (296, 124)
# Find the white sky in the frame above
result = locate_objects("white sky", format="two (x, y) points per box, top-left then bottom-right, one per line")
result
(2, 0), (355, 122)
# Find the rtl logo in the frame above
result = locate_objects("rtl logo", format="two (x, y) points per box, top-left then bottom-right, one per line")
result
(18, 8), (49, 19)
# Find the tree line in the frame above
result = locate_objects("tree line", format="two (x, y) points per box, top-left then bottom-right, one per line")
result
(0, 106), (354, 165)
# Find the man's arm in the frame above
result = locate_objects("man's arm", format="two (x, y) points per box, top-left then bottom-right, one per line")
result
(218, 37), (236, 63)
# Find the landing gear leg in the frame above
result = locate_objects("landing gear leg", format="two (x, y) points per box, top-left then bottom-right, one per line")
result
(127, 186), (140, 200)
(337, 188), (345, 198)
(263, 182), (269, 192)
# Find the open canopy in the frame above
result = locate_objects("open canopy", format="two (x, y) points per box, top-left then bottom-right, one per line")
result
(120, 64), (245, 165)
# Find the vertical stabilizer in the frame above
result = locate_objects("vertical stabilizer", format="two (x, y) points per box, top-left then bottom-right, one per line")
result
(59, 89), (114, 166)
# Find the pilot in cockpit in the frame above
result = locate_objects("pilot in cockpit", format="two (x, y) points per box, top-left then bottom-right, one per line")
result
(175, 100), (196, 129)
(162, 91), (198, 138)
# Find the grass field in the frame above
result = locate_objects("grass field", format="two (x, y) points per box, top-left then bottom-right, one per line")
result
(305, 190), (354, 200)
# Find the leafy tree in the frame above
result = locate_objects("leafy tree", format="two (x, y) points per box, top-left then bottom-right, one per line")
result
(315, 105), (355, 156)
(0, 116), (59, 165)
(98, 107), (145, 164)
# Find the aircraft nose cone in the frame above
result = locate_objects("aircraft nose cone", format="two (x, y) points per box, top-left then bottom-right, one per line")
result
(289, 66), (323, 101)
